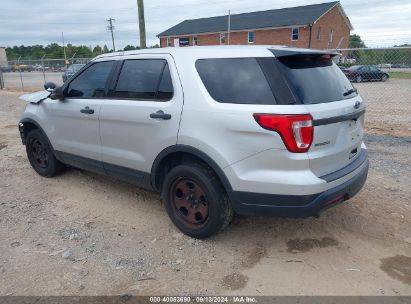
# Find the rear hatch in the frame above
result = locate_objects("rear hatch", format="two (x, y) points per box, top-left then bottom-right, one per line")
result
(270, 49), (365, 177)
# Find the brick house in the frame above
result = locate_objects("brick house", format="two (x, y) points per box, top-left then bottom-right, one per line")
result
(157, 1), (352, 50)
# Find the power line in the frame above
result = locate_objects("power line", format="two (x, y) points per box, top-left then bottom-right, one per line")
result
(106, 18), (116, 52)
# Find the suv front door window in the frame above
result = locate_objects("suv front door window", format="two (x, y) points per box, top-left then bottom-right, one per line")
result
(67, 61), (114, 98)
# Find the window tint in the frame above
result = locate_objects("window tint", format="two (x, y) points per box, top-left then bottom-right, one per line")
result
(274, 54), (356, 104)
(157, 63), (174, 100)
(196, 58), (276, 104)
(113, 59), (173, 100)
(66, 61), (114, 98)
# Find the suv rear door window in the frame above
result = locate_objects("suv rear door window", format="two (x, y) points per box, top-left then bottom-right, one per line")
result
(113, 59), (173, 100)
(156, 63), (174, 100)
(66, 61), (114, 98)
(273, 53), (356, 104)
(195, 58), (276, 104)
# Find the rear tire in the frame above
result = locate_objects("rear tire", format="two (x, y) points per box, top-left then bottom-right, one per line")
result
(161, 162), (233, 239)
(381, 74), (388, 82)
(26, 129), (65, 177)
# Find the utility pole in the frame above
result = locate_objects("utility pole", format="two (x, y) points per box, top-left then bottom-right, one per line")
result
(137, 0), (147, 49)
(227, 10), (231, 45)
(107, 18), (116, 52)
(62, 32), (67, 65)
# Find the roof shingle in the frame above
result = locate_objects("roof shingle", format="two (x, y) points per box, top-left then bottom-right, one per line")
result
(158, 1), (340, 37)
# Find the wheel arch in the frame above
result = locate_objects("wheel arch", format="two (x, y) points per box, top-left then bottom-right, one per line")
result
(151, 145), (233, 193)
(19, 118), (56, 153)
(19, 118), (43, 144)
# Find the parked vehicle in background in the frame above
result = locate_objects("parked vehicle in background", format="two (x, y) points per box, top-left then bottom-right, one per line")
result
(342, 65), (389, 83)
(0, 64), (11, 72)
(391, 64), (410, 69)
(32, 64), (45, 71)
(62, 64), (85, 82)
(378, 63), (392, 69)
(11, 64), (33, 72)
(18, 46), (369, 238)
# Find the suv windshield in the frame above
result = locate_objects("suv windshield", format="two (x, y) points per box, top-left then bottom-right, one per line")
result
(274, 53), (356, 104)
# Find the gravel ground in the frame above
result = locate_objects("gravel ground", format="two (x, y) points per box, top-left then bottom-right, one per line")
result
(0, 88), (410, 296)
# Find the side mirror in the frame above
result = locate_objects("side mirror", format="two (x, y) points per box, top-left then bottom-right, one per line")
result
(50, 86), (65, 101)
(44, 82), (56, 92)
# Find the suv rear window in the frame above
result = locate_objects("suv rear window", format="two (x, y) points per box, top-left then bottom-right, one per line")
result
(195, 58), (276, 104)
(274, 54), (356, 104)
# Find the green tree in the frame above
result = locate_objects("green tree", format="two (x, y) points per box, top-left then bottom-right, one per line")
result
(349, 34), (366, 49)
(103, 45), (109, 53)
(123, 45), (139, 51)
(93, 45), (102, 56)
(348, 34), (367, 62)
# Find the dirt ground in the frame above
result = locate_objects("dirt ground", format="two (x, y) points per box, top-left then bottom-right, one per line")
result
(0, 79), (410, 296)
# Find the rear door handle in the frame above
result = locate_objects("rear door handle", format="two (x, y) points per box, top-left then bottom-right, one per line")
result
(80, 106), (94, 114)
(150, 110), (171, 120)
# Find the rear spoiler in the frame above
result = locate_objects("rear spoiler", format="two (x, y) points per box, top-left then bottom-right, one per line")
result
(270, 48), (341, 58)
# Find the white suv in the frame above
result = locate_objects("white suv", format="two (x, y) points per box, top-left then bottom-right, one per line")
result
(19, 46), (369, 238)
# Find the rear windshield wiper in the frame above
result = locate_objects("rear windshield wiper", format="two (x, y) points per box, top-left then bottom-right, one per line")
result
(343, 88), (358, 96)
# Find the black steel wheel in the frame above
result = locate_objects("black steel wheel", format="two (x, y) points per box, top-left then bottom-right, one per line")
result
(162, 162), (233, 238)
(26, 129), (65, 177)
(30, 138), (49, 168)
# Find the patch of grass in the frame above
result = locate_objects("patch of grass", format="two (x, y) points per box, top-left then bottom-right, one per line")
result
(388, 71), (411, 79)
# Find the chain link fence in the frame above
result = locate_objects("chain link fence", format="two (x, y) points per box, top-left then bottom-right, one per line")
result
(333, 47), (411, 137)
(1, 57), (92, 91)
(335, 47), (411, 78)
(1, 47), (410, 99)
(331, 46), (411, 102)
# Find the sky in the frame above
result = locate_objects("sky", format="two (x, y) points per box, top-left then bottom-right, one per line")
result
(0, 0), (410, 49)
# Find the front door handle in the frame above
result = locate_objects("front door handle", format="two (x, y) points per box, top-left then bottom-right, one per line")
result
(150, 110), (171, 120)
(80, 106), (94, 114)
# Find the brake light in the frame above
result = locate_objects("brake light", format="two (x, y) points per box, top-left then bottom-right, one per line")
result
(253, 114), (313, 153)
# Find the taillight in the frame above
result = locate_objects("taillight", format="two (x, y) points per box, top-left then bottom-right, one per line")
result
(253, 114), (313, 153)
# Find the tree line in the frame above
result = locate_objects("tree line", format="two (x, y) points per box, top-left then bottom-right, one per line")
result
(5, 35), (410, 65)
(5, 43), (159, 60)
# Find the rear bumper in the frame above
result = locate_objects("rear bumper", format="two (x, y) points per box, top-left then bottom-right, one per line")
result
(229, 153), (369, 217)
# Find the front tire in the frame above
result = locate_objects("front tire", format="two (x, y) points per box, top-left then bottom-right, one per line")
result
(26, 129), (65, 177)
(355, 75), (363, 83)
(161, 162), (233, 239)
(381, 74), (388, 82)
